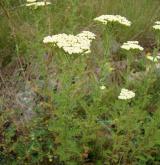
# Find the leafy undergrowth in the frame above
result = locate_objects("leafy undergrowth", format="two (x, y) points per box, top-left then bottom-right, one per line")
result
(1, 0), (160, 165)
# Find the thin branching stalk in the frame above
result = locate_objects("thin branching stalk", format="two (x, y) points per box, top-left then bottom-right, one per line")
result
(0, 71), (7, 90)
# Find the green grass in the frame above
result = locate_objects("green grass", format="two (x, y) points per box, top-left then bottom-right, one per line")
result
(1, 0), (160, 164)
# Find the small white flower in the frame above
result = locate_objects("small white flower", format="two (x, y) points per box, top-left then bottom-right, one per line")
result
(118, 88), (135, 100)
(94, 14), (131, 26)
(153, 21), (160, 30)
(27, 0), (36, 2)
(146, 55), (159, 62)
(26, 2), (36, 6)
(26, 1), (51, 7)
(121, 41), (144, 51)
(127, 41), (139, 44)
(100, 85), (106, 90)
(155, 21), (160, 25)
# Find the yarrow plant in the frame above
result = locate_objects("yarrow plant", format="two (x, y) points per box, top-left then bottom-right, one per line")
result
(43, 31), (96, 55)
(118, 88), (135, 100)
(93, 14), (131, 58)
(94, 14), (131, 27)
(121, 41), (144, 84)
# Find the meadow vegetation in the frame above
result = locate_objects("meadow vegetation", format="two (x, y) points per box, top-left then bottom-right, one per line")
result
(1, 0), (160, 164)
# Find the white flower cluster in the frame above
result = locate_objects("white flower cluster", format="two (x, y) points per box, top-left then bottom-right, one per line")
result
(121, 41), (144, 51)
(43, 31), (96, 55)
(26, 0), (51, 7)
(118, 88), (135, 100)
(100, 85), (106, 90)
(94, 15), (131, 27)
(153, 21), (160, 31)
(146, 55), (160, 62)
(27, 0), (36, 2)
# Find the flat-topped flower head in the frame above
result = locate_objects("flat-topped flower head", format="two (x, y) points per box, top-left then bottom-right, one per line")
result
(100, 85), (106, 90)
(94, 14), (131, 27)
(146, 55), (159, 62)
(118, 88), (135, 100)
(121, 41), (144, 51)
(153, 21), (160, 31)
(36, 1), (51, 6)
(43, 31), (96, 55)
(26, 1), (51, 7)
(27, 0), (36, 2)
(155, 21), (160, 24)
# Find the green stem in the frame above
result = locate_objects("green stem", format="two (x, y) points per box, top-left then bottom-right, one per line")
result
(103, 28), (111, 58)
(126, 52), (133, 85)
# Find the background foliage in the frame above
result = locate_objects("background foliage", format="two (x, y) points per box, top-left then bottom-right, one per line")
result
(1, 0), (160, 164)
